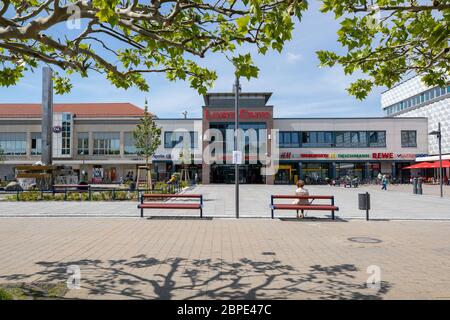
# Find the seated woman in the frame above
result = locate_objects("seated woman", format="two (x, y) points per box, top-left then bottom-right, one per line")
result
(293, 180), (310, 218)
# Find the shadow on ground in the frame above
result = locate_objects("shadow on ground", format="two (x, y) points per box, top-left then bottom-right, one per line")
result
(279, 217), (348, 222)
(0, 256), (391, 300)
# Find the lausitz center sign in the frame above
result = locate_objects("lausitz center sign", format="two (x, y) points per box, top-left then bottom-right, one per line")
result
(204, 108), (271, 120)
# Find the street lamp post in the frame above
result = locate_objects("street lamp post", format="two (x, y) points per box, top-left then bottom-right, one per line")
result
(234, 75), (241, 219)
(429, 122), (443, 198)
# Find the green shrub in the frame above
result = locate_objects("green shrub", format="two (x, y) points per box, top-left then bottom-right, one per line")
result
(17, 191), (40, 201)
(0, 288), (14, 300)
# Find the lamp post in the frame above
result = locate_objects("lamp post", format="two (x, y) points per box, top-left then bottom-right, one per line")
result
(234, 75), (241, 218)
(429, 122), (443, 198)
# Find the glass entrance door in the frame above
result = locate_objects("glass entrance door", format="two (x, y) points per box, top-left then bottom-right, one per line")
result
(210, 164), (264, 184)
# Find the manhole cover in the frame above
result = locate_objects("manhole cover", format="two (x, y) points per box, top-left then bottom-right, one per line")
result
(347, 237), (382, 244)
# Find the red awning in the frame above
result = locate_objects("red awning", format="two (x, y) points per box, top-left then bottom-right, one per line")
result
(402, 162), (435, 169)
(430, 160), (450, 168)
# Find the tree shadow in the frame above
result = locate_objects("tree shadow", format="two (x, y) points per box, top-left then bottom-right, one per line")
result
(0, 256), (391, 300)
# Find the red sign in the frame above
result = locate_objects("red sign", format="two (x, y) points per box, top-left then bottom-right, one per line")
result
(280, 152), (292, 159)
(300, 154), (329, 158)
(372, 152), (394, 159)
(204, 108), (271, 120)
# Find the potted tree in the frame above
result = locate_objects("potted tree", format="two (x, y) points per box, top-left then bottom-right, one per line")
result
(133, 100), (161, 191)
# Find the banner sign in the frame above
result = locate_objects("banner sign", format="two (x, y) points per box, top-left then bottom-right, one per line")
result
(204, 108), (271, 120)
(280, 152), (427, 160)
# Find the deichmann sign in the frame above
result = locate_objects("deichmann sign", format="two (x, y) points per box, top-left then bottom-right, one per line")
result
(280, 152), (428, 160)
(204, 108), (271, 120)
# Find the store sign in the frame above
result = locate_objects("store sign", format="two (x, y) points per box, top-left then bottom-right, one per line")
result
(232, 151), (243, 164)
(152, 154), (172, 160)
(52, 125), (62, 133)
(204, 108), (271, 120)
(279, 152), (425, 160)
(372, 152), (394, 159)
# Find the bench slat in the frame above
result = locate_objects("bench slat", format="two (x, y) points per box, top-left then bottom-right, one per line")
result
(272, 195), (333, 199)
(138, 203), (201, 209)
(272, 204), (338, 211)
(142, 194), (202, 198)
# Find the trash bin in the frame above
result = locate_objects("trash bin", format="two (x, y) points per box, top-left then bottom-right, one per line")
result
(359, 192), (371, 220)
(358, 193), (370, 210)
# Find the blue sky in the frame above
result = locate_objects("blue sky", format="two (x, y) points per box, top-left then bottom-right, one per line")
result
(0, 1), (385, 118)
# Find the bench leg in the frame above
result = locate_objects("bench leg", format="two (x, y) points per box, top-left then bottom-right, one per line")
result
(200, 208), (203, 219)
(140, 207), (143, 218)
(332, 210), (335, 220)
(271, 208), (274, 219)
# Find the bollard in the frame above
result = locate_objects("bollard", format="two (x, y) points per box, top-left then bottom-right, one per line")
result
(413, 177), (418, 194)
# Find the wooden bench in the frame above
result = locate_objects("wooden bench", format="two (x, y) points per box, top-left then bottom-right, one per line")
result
(138, 194), (203, 218)
(270, 195), (339, 220)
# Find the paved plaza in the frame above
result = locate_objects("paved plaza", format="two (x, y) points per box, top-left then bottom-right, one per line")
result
(1, 184), (449, 219)
(1, 184), (450, 299)
(0, 218), (449, 299)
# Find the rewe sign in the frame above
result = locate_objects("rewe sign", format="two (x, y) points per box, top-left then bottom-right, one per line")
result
(204, 108), (271, 120)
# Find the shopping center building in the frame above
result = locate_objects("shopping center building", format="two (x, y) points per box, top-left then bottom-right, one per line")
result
(382, 76), (450, 179)
(0, 91), (429, 185)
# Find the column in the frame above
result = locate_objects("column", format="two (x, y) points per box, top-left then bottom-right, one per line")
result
(202, 163), (210, 184)
(298, 162), (303, 180)
(365, 162), (370, 181)
(391, 162), (396, 179)
(119, 131), (125, 157)
(26, 131), (32, 158)
(331, 162), (337, 180)
(88, 132), (94, 156)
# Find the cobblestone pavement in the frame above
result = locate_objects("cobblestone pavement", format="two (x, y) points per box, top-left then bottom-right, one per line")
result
(1, 184), (450, 219)
(0, 218), (449, 299)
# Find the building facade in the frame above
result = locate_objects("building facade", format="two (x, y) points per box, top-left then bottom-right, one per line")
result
(381, 76), (450, 157)
(0, 93), (429, 185)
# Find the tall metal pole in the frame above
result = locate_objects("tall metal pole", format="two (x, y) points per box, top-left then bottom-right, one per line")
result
(42, 67), (53, 165)
(438, 122), (443, 198)
(234, 75), (240, 219)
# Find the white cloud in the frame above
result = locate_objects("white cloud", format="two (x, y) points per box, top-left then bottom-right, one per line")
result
(286, 52), (303, 63)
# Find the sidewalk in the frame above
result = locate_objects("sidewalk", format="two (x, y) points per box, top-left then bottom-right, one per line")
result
(0, 218), (449, 299)
(1, 184), (449, 219)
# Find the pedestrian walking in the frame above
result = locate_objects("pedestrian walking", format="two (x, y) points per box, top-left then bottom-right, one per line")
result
(381, 174), (388, 190)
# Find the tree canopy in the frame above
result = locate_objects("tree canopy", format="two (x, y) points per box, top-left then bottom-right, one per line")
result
(317, 0), (450, 99)
(0, 0), (308, 94)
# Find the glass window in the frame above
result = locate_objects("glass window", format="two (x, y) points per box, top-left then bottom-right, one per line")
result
(61, 113), (72, 155)
(124, 132), (138, 155)
(0, 132), (26, 155)
(435, 87), (441, 97)
(401, 130), (417, 148)
(164, 131), (198, 149)
(77, 132), (89, 155)
(335, 131), (368, 148)
(368, 131), (386, 147)
(278, 131), (301, 148)
(93, 132), (120, 155)
(301, 131), (334, 147)
(31, 132), (42, 155)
